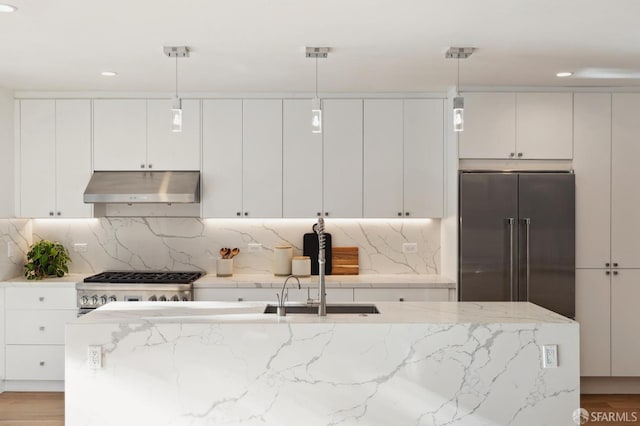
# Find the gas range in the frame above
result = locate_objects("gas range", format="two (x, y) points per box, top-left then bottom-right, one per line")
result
(76, 271), (203, 315)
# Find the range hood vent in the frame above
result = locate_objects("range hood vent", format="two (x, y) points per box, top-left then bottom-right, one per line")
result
(83, 171), (200, 204)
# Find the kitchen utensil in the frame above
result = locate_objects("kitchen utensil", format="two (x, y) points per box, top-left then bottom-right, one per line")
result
(303, 226), (332, 275)
(332, 247), (359, 275)
(219, 248), (229, 259)
(230, 248), (240, 259)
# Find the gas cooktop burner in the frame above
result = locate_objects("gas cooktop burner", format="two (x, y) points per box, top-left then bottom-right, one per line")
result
(84, 271), (203, 284)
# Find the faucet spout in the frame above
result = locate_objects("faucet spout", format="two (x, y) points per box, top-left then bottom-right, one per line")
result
(316, 217), (327, 316)
(277, 275), (301, 317)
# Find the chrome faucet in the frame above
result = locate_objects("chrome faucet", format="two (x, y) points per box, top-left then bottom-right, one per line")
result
(276, 275), (301, 316)
(316, 217), (327, 316)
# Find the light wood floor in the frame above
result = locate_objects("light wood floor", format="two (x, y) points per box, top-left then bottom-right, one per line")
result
(0, 392), (638, 425)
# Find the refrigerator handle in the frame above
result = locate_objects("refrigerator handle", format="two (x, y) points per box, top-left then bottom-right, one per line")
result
(508, 218), (515, 301)
(524, 217), (531, 301)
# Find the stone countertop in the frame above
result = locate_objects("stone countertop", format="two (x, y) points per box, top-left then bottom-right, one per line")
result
(72, 301), (573, 326)
(1, 273), (88, 287)
(194, 273), (456, 289)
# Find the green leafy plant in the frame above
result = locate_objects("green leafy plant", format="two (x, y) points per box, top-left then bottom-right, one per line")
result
(24, 240), (71, 280)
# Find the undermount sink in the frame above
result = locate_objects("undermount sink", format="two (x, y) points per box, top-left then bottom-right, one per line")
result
(263, 304), (380, 315)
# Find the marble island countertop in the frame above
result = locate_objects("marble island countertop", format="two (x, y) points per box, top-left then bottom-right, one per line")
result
(194, 273), (455, 288)
(74, 300), (573, 325)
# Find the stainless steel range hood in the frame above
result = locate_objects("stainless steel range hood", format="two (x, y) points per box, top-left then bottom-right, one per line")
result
(83, 171), (200, 204)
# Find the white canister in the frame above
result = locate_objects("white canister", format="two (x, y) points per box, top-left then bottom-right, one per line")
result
(216, 258), (234, 277)
(273, 245), (293, 276)
(291, 256), (311, 277)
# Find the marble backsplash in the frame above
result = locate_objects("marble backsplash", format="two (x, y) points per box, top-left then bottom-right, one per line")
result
(0, 219), (32, 280)
(29, 218), (441, 275)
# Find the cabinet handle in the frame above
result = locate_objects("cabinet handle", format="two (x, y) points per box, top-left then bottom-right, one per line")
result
(236, 212), (241, 217)
(405, 212), (410, 217)
(397, 212), (402, 217)
(606, 271), (610, 275)
(39, 361), (45, 366)
(325, 212), (330, 217)
(140, 164), (145, 169)
(39, 326), (45, 331)
(613, 263), (619, 267)
(57, 212), (61, 216)
(399, 297), (404, 302)
(317, 212), (321, 217)
(517, 153), (523, 158)
(613, 271), (619, 275)
(39, 297), (45, 302)
(509, 152), (515, 158)
(237, 297), (243, 302)
(49, 211), (54, 216)
(244, 212), (248, 217)
(148, 164), (153, 169)
(606, 262), (610, 267)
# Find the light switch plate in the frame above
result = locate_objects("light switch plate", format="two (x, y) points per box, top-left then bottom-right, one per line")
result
(247, 243), (262, 252)
(88, 345), (102, 369)
(7, 242), (15, 258)
(542, 344), (558, 368)
(74, 243), (88, 253)
(402, 243), (418, 254)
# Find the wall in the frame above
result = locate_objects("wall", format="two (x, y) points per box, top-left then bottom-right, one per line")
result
(0, 88), (14, 217)
(31, 218), (440, 275)
(0, 219), (31, 280)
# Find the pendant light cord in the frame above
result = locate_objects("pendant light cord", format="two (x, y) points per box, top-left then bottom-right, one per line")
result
(457, 56), (460, 96)
(315, 56), (318, 98)
(175, 56), (179, 98)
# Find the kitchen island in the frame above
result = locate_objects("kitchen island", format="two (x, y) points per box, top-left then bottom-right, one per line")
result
(65, 302), (579, 425)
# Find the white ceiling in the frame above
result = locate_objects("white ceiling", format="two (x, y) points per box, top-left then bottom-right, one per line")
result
(2, 0), (640, 92)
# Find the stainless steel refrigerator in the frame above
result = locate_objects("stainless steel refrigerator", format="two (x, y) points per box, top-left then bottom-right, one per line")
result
(458, 172), (575, 318)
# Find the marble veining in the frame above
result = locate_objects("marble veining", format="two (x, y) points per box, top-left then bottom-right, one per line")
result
(32, 218), (441, 275)
(0, 219), (31, 280)
(66, 302), (579, 426)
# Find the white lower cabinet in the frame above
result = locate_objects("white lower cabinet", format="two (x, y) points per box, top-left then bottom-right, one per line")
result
(195, 288), (309, 303)
(4, 285), (77, 386)
(611, 269), (640, 376)
(0, 289), (4, 381)
(353, 288), (450, 302)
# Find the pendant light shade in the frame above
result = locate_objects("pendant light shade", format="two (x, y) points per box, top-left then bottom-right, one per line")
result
(306, 47), (329, 135)
(446, 47), (474, 133)
(171, 96), (183, 133)
(164, 46), (190, 133)
(453, 96), (464, 132)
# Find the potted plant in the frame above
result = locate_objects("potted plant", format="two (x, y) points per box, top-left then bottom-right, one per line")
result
(24, 240), (71, 280)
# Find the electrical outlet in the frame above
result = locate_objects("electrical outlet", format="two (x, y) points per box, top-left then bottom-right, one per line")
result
(88, 345), (103, 369)
(402, 243), (418, 254)
(7, 242), (15, 258)
(542, 344), (558, 368)
(247, 243), (262, 252)
(74, 243), (88, 253)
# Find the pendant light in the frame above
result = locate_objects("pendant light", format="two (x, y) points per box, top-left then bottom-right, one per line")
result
(306, 47), (329, 134)
(164, 46), (190, 132)
(446, 47), (474, 133)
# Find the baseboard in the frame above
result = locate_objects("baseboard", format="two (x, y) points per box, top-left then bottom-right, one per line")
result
(581, 377), (640, 394)
(2, 380), (64, 392)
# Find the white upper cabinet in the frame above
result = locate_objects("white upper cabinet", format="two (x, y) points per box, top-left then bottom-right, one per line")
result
(458, 92), (573, 160)
(202, 100), (243, 218)
(242, 100), (283, 218)
(403, 99), (444, 218)
(458, 93), (516, 159)
(283, 99), (322, 218)
(93, 100), (147, 170)
(516, 93), (573, 159)
(147, 99), (201, 170)
(19, 100), (91, 218)
(323, 99), (363, 218)
(612, 94), (640, 268)
(364, 100), (404, 218)
(94, 99), (200, 171)
(573, 93), (612, 268)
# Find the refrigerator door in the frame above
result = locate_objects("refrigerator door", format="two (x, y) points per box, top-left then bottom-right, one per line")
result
(518, 173), (575, 318)
(459, 173), (518, 302)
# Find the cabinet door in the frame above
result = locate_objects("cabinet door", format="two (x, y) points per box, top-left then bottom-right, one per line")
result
(575, 269), (611, 376)
(516, 93), (573, 159)
(458, 93), (516, 159)
(55, 100), (92, 218)
(242, 100), (283, 218)
(354, 288), (449, 302)
(0, 289), (4, 380)
(202, 100), (243, 218)
(283, 99), (322, 218)
(364, 100), (403, 218)
(194, 288), (309, 303)
(20, 100), (56, 217)
(612, 94), (640, 268)
(573, 94), (611, 268)
(612, 269), (640, 376)
(323, 99), (363, 218)
(93, 100), (147, 170)
(147, 99), (201, 170)
(403, 99), (444, 218)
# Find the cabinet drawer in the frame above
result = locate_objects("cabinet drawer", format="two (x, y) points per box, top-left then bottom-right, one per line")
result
(5, 345), (65, 380)
(195, 288), (309, 303)
(6, 287), (76, 310)
(354, 288), (450, 302)
(6, 310), (77, 344)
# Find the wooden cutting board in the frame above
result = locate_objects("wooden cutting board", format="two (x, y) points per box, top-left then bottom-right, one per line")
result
(332, 247), (359, 275)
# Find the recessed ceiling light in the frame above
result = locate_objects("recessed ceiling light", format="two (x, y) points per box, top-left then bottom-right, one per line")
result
(0, 4), (17, 13)
(101, 71), (118, 77)
(556, 72), (573, 78)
